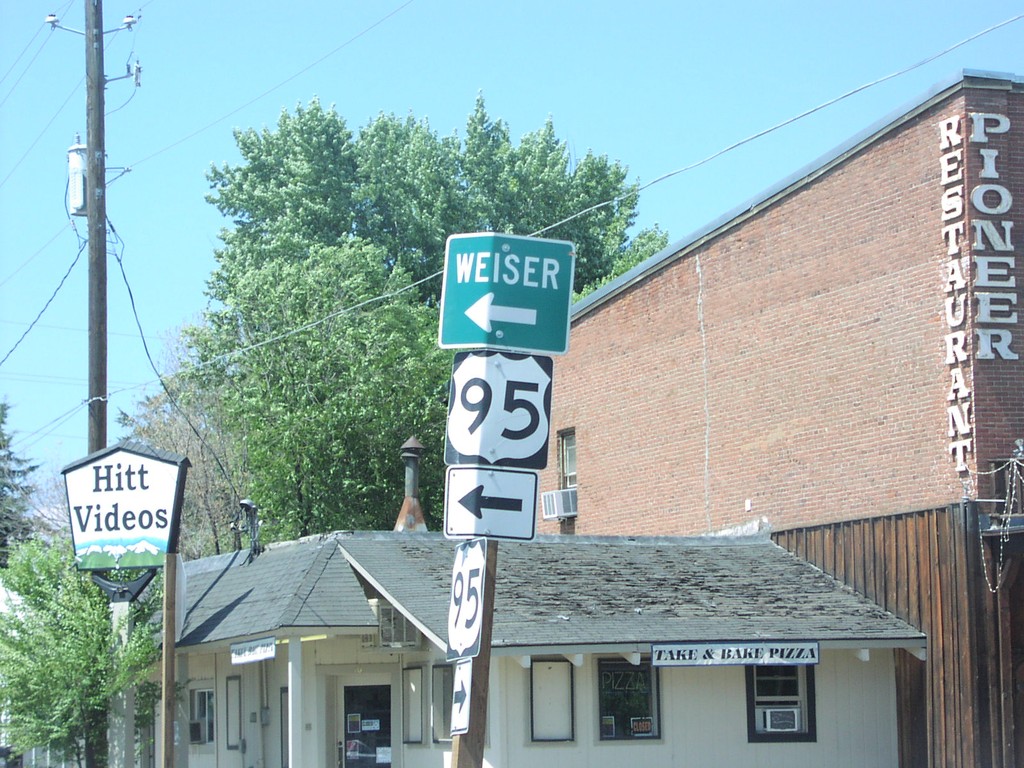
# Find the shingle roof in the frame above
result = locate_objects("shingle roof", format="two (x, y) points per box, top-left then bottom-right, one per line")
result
(178, 534), (376, 647)
(338, 532), (924, 652)
(178, 531), (923, 652)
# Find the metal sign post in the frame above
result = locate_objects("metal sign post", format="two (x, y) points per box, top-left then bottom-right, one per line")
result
(439, 231), (575, 768)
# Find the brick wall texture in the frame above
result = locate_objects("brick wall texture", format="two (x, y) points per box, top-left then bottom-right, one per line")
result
(539, 76), (1024, 536)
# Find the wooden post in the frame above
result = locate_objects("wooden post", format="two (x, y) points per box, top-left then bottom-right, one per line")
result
(451, 541), (498, 768)
(161, 553), (176, 768)
(84, 0), (108, 453)
(109, 600), (134, 768)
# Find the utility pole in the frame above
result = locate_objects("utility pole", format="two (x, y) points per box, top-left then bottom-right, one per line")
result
(85, 4), (121, 764)
(85, 0), (107, 453)
(48, 5), (149, 767)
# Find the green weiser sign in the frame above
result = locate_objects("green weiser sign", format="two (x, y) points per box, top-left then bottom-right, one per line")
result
(439, 233), (575, 355)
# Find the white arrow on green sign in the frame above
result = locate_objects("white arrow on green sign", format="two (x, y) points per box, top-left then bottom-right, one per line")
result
(438, 232), (575, 356)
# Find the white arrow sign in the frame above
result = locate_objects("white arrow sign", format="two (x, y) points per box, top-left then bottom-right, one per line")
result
(464, 292), (538, 332)
(444, 466), (538, 541)
(451, 659), (473, 736)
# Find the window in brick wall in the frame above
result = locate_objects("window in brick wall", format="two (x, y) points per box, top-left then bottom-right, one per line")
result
(558, 430), (577, 489)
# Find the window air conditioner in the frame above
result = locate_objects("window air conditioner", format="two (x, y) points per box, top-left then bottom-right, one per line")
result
(760, 707), (801, 733)
(541, 488), (578, 520)
(377, 602), (419, 648)
(188, 721), (204, 744)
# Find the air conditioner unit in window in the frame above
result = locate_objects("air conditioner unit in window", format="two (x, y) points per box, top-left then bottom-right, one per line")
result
(377, 602), (419, 648)
(760, 707), (801, 733)
(541, 488), (578, 520)
(188, 721), (204, 744)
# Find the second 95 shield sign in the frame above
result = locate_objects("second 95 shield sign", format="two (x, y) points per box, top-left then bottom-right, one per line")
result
(444, 351), (552, 469)
(447, 538), (488, 660)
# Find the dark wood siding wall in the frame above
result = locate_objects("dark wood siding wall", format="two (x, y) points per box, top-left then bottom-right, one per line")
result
(774, 504), (1002, 768)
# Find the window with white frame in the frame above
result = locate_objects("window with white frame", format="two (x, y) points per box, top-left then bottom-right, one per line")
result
(225, 676), (241, 750)
(596, 659), (658, 740)
(431, 665), (453, 742)
(189, 688), (215, 745)
(403, 667), (424, 743)
(530, 659), (574, 741)
(280, 687), (289, 768)
(745, 665), (816, 742)
(558, 430), (577, 489)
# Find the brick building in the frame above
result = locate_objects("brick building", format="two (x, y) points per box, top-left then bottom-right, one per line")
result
(538, 70), (1024, 768)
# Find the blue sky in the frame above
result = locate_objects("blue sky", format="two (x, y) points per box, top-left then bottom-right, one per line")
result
(3, 0), (1024, 481)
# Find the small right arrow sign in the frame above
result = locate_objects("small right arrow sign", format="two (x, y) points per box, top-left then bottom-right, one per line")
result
(451, 658), (473, 736)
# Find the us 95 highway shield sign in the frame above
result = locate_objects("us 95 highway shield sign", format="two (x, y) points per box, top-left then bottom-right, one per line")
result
(447, 538), (488, 660)
(444, 351), (552, 469)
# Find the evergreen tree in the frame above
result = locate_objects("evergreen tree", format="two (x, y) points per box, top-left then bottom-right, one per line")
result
(0, 401), (35, 567)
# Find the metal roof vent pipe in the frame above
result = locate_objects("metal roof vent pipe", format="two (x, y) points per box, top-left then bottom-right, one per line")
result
(394, 436), (428, 533)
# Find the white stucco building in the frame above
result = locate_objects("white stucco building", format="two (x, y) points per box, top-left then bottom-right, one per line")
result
(154, 530), (923, 768)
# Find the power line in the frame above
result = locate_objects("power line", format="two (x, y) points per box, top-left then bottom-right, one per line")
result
(0, 319), (141, 339)
(0, 222), (73, 289)
(0, 12), (137, 196)
(11, 400), (87, 454)
(0, 0), (75, 107)
(47, 11), (1024, 395)
(533, 12), (1024, 238)
(0, 74), (83, 193)
(127, 0), (418, 169)
(109, 219), (241, 500)
(154, 13), (1024, 379)
(11, 12), (1024, 458)
(0, 238), (86, 370)
(2, 0), (415, 295)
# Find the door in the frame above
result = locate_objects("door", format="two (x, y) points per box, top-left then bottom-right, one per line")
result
(340, 684), (391, 768)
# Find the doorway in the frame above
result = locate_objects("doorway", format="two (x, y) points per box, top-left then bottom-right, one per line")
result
(339, 684), (392, 768)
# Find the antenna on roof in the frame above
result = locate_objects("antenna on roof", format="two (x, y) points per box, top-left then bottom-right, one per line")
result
(232, 499), (262, 562)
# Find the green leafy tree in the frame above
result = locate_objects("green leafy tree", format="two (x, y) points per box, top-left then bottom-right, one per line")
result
(186, 241), (450, 539)
(574, 224), (671, 299)
(162, 96), (664, 539)
(118, 367), (250, 559)
(0, 540), (159, 768)
(0, 401), (35, 568)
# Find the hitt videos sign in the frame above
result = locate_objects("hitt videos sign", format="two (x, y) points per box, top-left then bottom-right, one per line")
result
(63, 440), (188, 571)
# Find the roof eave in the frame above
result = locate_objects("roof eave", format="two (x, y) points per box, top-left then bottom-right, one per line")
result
(491, 635), (925, 658)
(337, 543), (448, 651)
(573, 69), (1022, 322)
